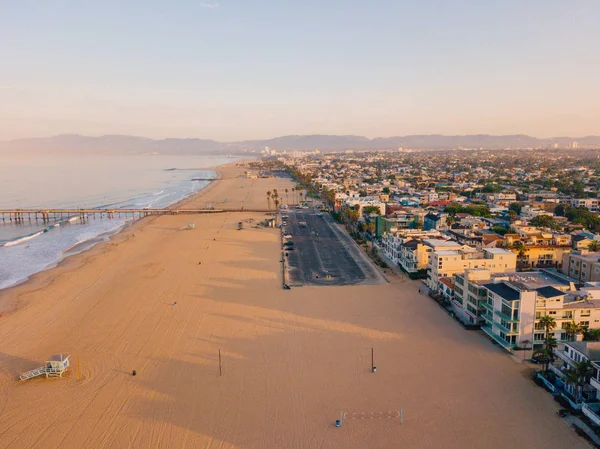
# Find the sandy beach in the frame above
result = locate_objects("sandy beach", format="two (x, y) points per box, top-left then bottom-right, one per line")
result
(0, 162), (588, 448)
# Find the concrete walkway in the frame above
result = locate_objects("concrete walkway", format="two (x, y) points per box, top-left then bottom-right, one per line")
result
(565, 415), (600, 447)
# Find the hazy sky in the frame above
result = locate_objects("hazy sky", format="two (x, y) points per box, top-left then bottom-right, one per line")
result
(1, 0), (599, 141)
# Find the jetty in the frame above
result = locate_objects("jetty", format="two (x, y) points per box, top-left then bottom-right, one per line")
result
(0, 208), (272, 223)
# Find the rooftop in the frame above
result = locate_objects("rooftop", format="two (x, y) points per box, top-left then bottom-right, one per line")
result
(484, 248), (513, 255)
(566, 342), (600, 362)
(535, 286), (565, 299)
(484, 282), (520, 301)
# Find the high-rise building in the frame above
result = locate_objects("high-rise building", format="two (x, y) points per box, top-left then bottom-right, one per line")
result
(571, 141), (579, 149)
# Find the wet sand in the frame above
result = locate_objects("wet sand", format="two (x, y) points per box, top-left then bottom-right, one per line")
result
(0, 163), (587, 448)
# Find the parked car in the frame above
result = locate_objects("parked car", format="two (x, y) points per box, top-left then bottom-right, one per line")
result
(284, 234), (292, 239)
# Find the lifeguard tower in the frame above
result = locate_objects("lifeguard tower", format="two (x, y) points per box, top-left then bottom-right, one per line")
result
(20, 354), (70, 381)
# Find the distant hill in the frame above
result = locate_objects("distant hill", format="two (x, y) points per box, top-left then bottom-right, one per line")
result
(1, 133), (600, 154)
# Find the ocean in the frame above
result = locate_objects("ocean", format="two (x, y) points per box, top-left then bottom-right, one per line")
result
(0, 154), (235, 290)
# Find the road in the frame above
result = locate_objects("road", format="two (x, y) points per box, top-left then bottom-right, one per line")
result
(282, 208), (384, 286)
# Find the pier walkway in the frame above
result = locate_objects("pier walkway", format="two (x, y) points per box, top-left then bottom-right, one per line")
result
(0, 208), (273, 223)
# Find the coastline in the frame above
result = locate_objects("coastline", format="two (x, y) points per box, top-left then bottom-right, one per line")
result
(0, 162), (588, 448)
(0, 161), (235, 314)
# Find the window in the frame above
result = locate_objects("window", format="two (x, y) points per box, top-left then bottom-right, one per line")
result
(536, 311), (541, 319)
(582, 310), (591, 317)
(549, 311), (556, 315)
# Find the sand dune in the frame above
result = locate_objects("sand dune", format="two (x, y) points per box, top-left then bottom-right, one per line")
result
(0, 163), (588, 448)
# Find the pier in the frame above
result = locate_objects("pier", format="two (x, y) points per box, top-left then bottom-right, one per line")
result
(0, 208), (272, 223)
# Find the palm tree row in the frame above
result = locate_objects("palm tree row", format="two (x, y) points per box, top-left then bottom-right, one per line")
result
(266, 189), (281, 210)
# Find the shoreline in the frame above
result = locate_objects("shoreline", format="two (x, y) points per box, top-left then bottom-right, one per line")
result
(0, 161), (236, 314)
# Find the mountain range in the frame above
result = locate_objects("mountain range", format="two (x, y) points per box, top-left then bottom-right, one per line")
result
(1, 133), (599, 154)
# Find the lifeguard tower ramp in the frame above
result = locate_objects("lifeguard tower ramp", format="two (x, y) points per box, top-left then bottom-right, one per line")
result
(20, 354), (70, 381)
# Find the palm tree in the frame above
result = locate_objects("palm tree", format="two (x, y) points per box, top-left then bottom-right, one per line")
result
(589, 240), (600, 252)
(285, 188), (289, 205)
(539, 315), (557, 342)
(266, 191), (272, 210)
(564, 320), (584, 341)
(584, 328), (600, 341)
(291, 187), (296, 205)
(532, 347), (552, 373)
(446, 216), (455, 228)
(566, 360), (592, 402)
(509, 210), (517, 223)
(299, 192), (303, 204)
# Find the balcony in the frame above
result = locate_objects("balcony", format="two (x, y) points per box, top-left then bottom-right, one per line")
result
(481, 325), (513, 349)
(482, 312), (494, 323)
(480, 301), (494, 312)
(493, 320), (520, 335)
(494, 310), (519, 323)
(591, 377), (600, 392)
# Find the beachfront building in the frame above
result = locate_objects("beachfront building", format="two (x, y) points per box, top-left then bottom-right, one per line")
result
(397, 240), (431, 278)
(381, 229), (442, 266)
(546, 342), (600, 413)
(426, 245), (516, 293)
(452, 269), (580, 348)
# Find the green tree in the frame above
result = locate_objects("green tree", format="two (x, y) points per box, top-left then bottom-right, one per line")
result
(529, 215), (557, 229)
(382, 187), (390, 194)
(584, 328), (600, 341)
(566, 360), (592, 402)
(564, 321), (584, 342)
(266, 191), (272, 209)
(362, 205), (381, 216)
(589, 241), (600, 252)
(509, 202), (523, 215)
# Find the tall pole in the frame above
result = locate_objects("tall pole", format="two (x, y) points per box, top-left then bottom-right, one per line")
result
(219, 349), (222, 376)
(371, 348), (374, 371)
(78, 357), (81, 381)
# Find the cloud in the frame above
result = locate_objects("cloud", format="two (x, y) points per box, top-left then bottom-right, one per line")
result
(200, 1), (220, 8)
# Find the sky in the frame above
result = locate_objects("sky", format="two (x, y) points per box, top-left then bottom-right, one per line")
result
(1, 0), (599, 141)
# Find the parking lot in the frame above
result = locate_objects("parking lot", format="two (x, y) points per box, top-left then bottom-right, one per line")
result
(282, 208), (384, 287)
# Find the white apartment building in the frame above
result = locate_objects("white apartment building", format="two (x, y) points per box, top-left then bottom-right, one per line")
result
(426, 245), (516, 292)
(452, 269), (600, 350)
(381, 229), (443, 265)
(344, 197), (386, 216)
(565, 198), (600, 213)
(521, 206), (554, 220)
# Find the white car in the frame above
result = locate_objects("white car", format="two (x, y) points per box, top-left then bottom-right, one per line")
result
(282, 221), (287, 226)
(284, 234), (292, 239)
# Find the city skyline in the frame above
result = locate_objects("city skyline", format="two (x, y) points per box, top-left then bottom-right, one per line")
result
(1, 0), (599, 140)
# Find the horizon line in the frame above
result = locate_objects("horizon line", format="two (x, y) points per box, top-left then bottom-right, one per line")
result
(2, 132), (599, 144)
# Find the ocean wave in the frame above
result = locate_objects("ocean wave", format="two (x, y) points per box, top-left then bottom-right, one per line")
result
(2, 230), (45, 247)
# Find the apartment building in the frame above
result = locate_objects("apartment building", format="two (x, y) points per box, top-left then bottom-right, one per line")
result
(562, 250), (600, 283)
(453, 270), (576, 348)
(426, 245), (516, 292)
(380, 229), (442, 266)
(565, 198), (600, 213)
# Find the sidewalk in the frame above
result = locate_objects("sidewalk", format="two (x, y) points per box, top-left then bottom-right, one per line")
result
(565, 415), (600, 447)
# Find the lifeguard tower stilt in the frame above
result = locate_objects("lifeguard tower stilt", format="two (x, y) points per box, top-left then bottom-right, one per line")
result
(20, 354), (71, 381)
